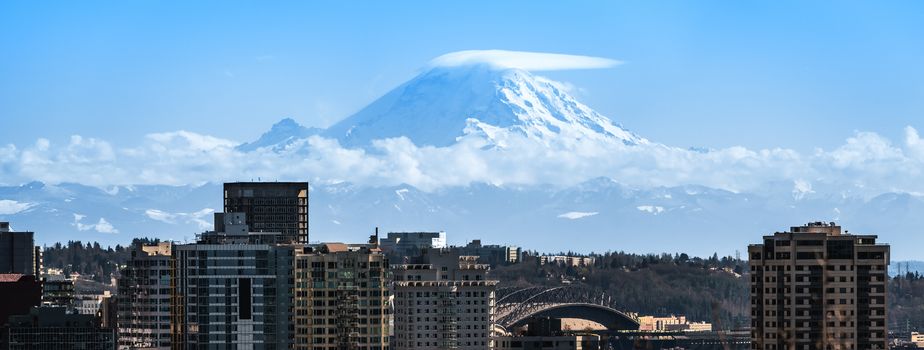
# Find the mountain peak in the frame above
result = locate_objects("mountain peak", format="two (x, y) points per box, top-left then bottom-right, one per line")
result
(237, 118), (322, 152)
(323, 64), (645, 148)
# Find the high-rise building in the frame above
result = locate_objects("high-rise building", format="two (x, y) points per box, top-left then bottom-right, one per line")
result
(0, 222), (37, 275)
(392, 249), (497, 350)
(117, 242), (173, 349)
(380, 232), (447, 261)
(292, 242), (389, 349)
(171, 213), (295, 349)
(5, 306), (116, 350)
(748, 222), (890, 350)
(223, 182), (309, 243)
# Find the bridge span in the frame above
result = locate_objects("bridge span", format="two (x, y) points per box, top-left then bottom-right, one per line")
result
(495, 285), (640, 331)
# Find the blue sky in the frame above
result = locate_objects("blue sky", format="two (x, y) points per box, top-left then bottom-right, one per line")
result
(1, 1), (923, 152)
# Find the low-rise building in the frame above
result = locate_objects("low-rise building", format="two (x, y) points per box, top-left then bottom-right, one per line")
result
(455, 240), (521, 266)
(538, 256), (594, 267)
(912, 332), (924, 347)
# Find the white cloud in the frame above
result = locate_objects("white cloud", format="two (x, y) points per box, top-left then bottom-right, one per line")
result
(72, 214), (119, 234)
(558, 211), (599, 220)
(94, 218), (118, 234)
(792, 179), (815, 201)
(636, 205), (665, 215)
(145, 208), (215, 230)
(2, 127), (924, 199)
(430, 50), (621, 71)
(0, 200), (34, 215)
(906, 126), (924, 160)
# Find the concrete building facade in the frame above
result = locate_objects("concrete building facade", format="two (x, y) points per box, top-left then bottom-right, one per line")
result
(748, 222), (890, 350)
(292, 242), (389, 350)
(392, 250), (497, 350)
(117, 242), (173, 349)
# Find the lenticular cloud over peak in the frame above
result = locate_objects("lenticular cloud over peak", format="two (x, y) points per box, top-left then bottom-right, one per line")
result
(428, 50), (622, 71)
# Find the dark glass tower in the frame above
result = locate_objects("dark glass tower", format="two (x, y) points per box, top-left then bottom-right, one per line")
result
(223, 182), (309, 243)
(0, 222), (36, 275)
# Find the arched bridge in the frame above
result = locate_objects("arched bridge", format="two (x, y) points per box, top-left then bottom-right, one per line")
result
(495, 285), (640, 331)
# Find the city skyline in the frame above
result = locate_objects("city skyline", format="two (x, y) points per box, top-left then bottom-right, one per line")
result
(3, 2), (924, 349)
(3, 3), (924, 258)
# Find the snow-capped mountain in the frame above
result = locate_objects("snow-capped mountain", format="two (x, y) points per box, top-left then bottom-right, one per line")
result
(3, 50), (921, 260)
(323, 64), (645, 148)
(2, 179), (922, 259)
(237, 117), (323, 152)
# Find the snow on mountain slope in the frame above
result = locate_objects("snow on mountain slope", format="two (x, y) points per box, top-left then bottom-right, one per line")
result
(237, 118), (323, 152)
(323, 64), (645, 148)
(2, 180), (922, 259)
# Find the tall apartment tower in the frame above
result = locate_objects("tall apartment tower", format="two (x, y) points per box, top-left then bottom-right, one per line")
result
(292, 242), (390, 350)
(392, 249), (497, 350)
(223, 182), (309, 243)
(117, 242), (173, 350)
(171, 214), (295, 349)
(0, 222), (37, 275)
(748, 222), (890, 350)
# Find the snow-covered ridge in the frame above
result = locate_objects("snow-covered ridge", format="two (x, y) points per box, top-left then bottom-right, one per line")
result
(323, 64), (644, 148)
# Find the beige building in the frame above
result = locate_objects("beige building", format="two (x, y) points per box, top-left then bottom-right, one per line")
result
(637, 315), (712, 332)
(393, 250), (498, 350)
(292, 242), (389, 350)
(748, 222), (889, 350)
(538, 256), (593, 267)
(911, 332), (924, 347)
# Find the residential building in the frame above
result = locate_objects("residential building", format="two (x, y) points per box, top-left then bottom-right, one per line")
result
(74, 290), (113, 316)
(748, 222), (890, 350)
(380, 232), (447, 261)
(223, 181), (309, 243)
(0, 274), (42, 326)
(392, 249), (497, 350)
(538, 256), (594, 267)
(911, 332), (924, 347)
(455, 240), (521, 266)
(41, 276), (75, 309)
(5, 306), (116, 349)
(637, 315), (712, 332)
(292, 242), (389, 349)
(171, 213), (295, 349)
(0, 222), (38, 275)
(117, 242), (172, 349)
